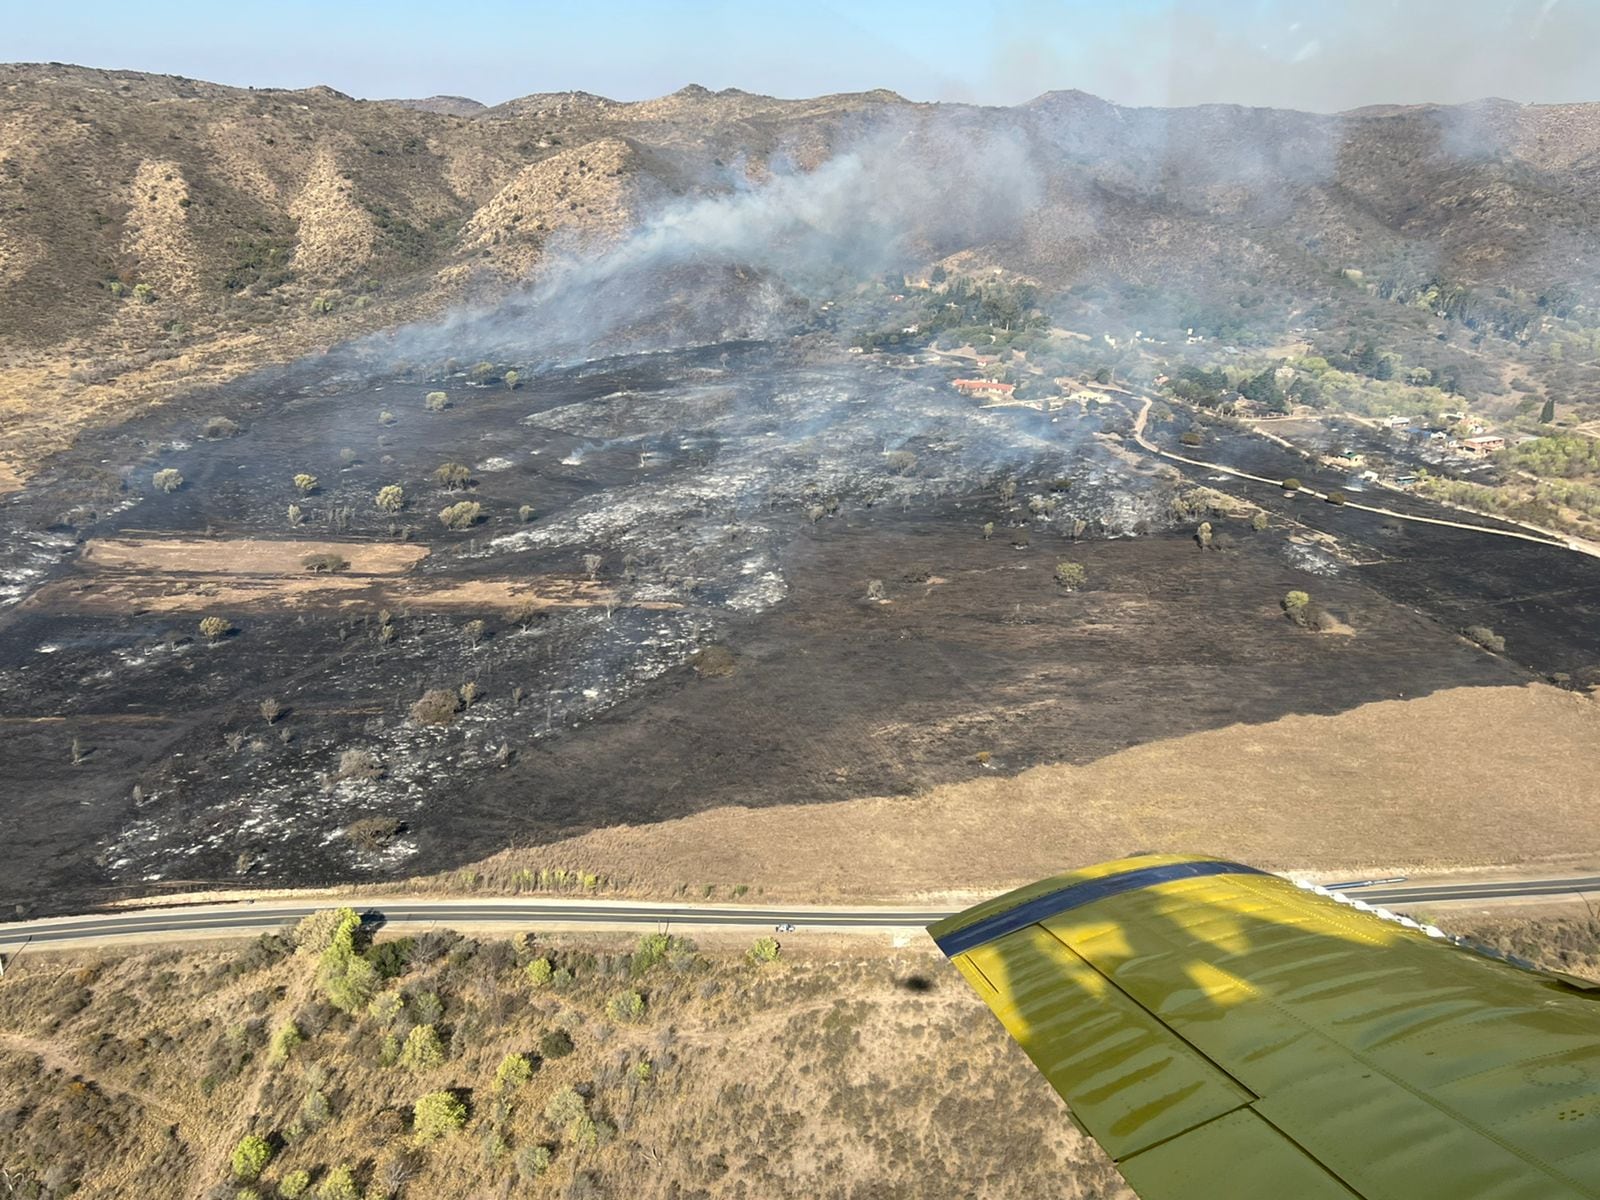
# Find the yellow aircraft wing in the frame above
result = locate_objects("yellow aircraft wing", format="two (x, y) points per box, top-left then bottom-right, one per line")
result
(929, 854), (1600, 1200)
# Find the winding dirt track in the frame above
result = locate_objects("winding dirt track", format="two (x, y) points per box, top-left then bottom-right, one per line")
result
(1130, 398), (1600, 558)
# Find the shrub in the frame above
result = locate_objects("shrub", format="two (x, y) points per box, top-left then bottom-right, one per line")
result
(375, 485), (405, 512)
(347, 816), (404, 852)
(199, 616), (234, 642)
(606, 990), (646, 1023)
(424, 391), (450, 411)
(1054, 561), (1086, 589)
(336, 748), (382, 781)
(378, 410), (396, 426)
(504, 369), (520, 391)
(278, 1170), (311, 1198)
(400, 1024), (444, 1072)
(1326, 490), (1347, 505)
(439, 501), (481, 529)
(515, 1145), (552, 1180)
(413, 1091), (467, 1143)
(231, 1134), (272, 1181)
(132, 282), (155, 302)
(539, 1028), (574, 1059)
(1179, 431), (1203, 447)
(153, 468), (184, 493)
(260, 698), (282, 724)
(518, 504), (536, 522)
(203, 416), (241, 439)
(1463, 625), (1506, 652)
(433, 462), (471, 490)
(314, 1165), (358, 1200)
(410, 688), (461, 726)
(267, 1022), (302, 1066)
(748, 936), (782, 964)
(286, 503), (304, 526)
(302, 552), (348, 573)
(544, 1087), (586, 1127)
(1281, 477), (1301, 491)
(1282, 590), (1311, 621)
(494, 1052), (532, 1091)
(526, 957), (553, 987)
(689, 645), (736, 677)
(1250, 510), (1270, 532)
(293, 473), (319, 495)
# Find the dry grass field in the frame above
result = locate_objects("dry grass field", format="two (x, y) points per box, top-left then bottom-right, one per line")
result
(447, 683), (1600, 903)
(3, 909), (1597, 1199)
(0, 923), (1129, 1200)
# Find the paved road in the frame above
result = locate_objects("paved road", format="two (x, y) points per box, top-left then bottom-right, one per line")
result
(2, 873), (1599, 951)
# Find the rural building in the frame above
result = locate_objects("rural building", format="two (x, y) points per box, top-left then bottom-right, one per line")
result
(1460, 435), (1506, 456)
(954, 378), (1015, 397)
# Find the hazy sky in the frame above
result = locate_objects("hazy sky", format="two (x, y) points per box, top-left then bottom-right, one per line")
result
(10, 0), (1600, 110)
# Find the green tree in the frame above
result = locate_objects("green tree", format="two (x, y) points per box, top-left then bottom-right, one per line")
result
(153, 468), (184, 493)
(413, 1091), (468, 1143)
(432, 462), (471, 490)
(399, 1023), (444, 1072)
(231, 1134), (273, 1181)
(1541, 396), (1557, 423)
(494, 1052), (532, 1091)
(293, 473), (319, 495)
(375, 485), (405, 512)
(438, 500), (481, 529)
(315, 1165), (359, 1200)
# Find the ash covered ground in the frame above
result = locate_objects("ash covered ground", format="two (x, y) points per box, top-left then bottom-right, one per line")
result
(0, 335), (1583, 914)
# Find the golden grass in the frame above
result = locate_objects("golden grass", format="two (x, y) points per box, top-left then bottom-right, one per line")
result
(457, 684), (1600, 903)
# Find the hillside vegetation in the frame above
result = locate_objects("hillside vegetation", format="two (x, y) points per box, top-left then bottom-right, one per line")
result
(7, 65), (1600, 485)
(0, 918), (1126, 1199)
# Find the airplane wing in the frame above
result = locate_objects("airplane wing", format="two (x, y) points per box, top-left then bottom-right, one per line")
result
(928, 854), (1600, 1200)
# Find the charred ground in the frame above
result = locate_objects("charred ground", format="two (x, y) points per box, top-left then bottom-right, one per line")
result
(0, 333), (1586, 914)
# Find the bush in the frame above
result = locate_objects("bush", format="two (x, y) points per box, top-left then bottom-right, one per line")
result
(494, 1052), (532, 1091)
(539, 1028), (574, 1059)
(199, 616), (234, 642)
(336, 748), (382, 781)
(439, 501), (482, 530)
(748, 937), (782, 965)
(293, 473), (319, 495)
(231, 1135), (272, 1181)
(424, 391), (450, 411)
(315, 1165), (358, 1200)
(432, 462), (470, 490)
(1054, 561), (1086, 589)
(606, 990), (646, 1023)
(267, 1022), (302, 1067)
(278, 1170), (311, 1198)
(153, 468), (184, 493)
(689, 645), (736, 677)
(1463, 625), (1506, 653)
(375, 485), (405, 512)
(378, 410), (396, 426)
(346, 817), (405, 852)
(287, 503), (304, 526)
(413, 1091), (468, 1143)
(1179, 431), (1203, 447)
(515, 1145), (552, 1180)
(302, 552), (348, 573)
(518, 504), (536, 522)
(544, 1087), (586, 1127)
(1326, 490), (1347, 505)
(526, 957), (553, 987)
(1250, 510), (1270, 532)
(410, 688), (461, 726)
(400, 1024), (444, 1072)
(202, 416), (241, 439)
(1281, 477), (1301, 491)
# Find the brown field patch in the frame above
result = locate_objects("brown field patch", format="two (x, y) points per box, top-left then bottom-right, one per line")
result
(80, 535), (431, 575)
(456, 683), (1600, 902)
